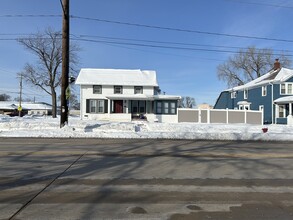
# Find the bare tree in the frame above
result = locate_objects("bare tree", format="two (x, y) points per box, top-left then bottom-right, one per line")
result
(0, 93), (11, 101)
(58, 93), (80, 110)
(217, 46), (292, 87)
(179, 96), (196, 108)
(18, 27), (80, 118)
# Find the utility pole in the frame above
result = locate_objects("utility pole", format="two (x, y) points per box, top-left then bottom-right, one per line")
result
(18, 74), (23, 117)
(60, 0), (70, 127)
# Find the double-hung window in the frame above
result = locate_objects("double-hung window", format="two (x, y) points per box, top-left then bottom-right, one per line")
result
(244, 89), (248, 99)
(93, 85), (102, 94)
(88, 99), (106, 113)
(262, 86), (267, 96)
(114, 86), (123, 94)
(231, 91), (236, 99)
(134, 86), (143, 94)
(280, 83), (293, 95)
(90, 100), (97, 113)
(279, 105), (285, 118)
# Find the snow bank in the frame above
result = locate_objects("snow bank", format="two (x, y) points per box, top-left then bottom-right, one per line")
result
(0, 114), (292, 141)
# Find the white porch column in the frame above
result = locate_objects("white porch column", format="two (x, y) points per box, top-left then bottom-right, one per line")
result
(289, 103), (292, 116)
(108, 99), (111, 117)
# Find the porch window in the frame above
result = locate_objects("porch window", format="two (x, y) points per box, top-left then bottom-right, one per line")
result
(279, 105), (285, 118)
(114, 86), (123, 94)
(93, 85), (102, 94)
(156, 101), (177, 114)
(156, 102), (162, 114)
(170, 102), (176, 114)
(134, 86), (143, 94)
(131, 101), (145, 114)
(164, 102), (169, 114)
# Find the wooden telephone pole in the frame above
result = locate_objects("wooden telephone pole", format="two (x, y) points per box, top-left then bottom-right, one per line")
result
(18, 74), (22, 117)
(60, 0), (70, 127)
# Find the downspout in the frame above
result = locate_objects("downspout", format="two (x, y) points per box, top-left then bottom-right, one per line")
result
(80, 85), (83, 120)
(270, 82), (274, 124)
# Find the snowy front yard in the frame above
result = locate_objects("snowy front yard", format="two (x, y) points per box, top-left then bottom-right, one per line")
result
(0, 115), (293, 141)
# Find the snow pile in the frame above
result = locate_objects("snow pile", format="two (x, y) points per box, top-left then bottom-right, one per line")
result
(0, 114), (293, 141)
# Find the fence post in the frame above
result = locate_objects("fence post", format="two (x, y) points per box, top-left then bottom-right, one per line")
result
(199, 109), (201, 123)
(207, 108), (210, 124)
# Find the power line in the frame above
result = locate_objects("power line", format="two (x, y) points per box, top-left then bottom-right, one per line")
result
(0, 35), (292, 56)
(76, 34), (293, 53)
(0, 14), (61, 18)
(1, 14), (293, 43)
(70, 15), (293, 43)
(225, 0), (293, 9)
(71, 37), (293, 57)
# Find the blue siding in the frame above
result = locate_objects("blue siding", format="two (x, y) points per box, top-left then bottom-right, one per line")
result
(214, 76), (293, 124)
(214, 91), (233, 109)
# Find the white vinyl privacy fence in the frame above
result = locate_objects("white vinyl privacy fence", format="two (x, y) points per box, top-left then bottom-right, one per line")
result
(178, 108), (263, 125)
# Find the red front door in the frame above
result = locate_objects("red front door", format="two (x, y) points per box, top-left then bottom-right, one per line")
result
(114, 100), (123, 113)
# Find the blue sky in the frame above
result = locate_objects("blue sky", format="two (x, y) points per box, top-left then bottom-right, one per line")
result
(0, 0), (293, 105)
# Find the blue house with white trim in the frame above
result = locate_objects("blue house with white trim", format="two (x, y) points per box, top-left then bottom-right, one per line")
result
(214, 59), (293, 124)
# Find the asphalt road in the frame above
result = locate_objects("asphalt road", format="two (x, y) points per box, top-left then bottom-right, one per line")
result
(1, 138), (293, 219)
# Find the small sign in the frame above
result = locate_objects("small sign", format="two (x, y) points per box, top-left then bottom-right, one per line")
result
(18, 106), (22, 111)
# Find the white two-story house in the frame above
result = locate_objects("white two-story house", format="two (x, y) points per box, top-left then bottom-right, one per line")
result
(76, 68), (181, 122)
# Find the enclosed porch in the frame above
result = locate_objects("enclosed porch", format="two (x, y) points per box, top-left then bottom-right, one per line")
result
(274, 96), (293, 125)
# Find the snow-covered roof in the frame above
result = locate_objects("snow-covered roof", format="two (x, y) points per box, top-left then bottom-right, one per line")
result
(227, 67), (293, 92)
(274, 96), (293, 104)
(76, 69), (159, 86)
(0, 102), (51, 110)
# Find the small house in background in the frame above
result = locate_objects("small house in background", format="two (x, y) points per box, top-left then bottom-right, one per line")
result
(0, 101), (52, 116)
(76, 68), (181, 123)
(197, 103), (213, 110)
(214, 59), (293, 124)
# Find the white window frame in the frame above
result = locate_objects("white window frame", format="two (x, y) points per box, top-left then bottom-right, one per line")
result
(280, 83), (293, 95)
(239, 104), (250, 110)
(231, 91), (236, 99)
(288, 84), (292, 94)
(90, 100), (105, 113)
(134, 86), (143, 94)
(259, 105), (264, 112)
(262, 86), (267, 96)
(244, 89), (248, 99)
(114, 86), (123, 94)
(93, 85), (102, 94)
(97, 100), (104, 113)
(90, 100), (97, 113)
(278, 105), (286, 118)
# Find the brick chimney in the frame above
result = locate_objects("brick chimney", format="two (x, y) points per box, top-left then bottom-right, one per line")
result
(274, 58), (281, 70)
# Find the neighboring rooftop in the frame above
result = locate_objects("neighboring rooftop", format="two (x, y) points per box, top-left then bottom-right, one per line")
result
(76, 69), (159, 86)
(0, 101), (52, 110)
(227, 67), (293, 92)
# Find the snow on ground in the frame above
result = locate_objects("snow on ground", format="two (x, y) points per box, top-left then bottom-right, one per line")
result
(0, 114), (293, 141)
